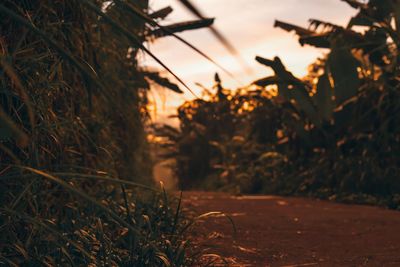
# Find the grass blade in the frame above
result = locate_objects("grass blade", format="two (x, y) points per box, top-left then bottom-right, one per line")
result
(171, 191), (183, 235)
(19, 167), (143, 237)
(53, 172), (159, 192)
(113, 0), (242, 85)
(152, 18), (215, 38)
(0, 4), (103, 96)
(80, 0), (197, 97)
(0, 56), (35, 129)
(179, 211), (236, 239)
(0, 105), (28, 147)
(177, 0), (253, 75)
(2, 208), (93, 260)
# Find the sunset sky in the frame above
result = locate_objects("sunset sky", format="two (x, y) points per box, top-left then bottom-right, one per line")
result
(144, 0), (357, 124)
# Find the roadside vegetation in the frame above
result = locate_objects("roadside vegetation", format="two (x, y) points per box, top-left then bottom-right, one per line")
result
(158, 0), (400, 209)
(1, 0), (399, 265)
(0, 0), (221, 265)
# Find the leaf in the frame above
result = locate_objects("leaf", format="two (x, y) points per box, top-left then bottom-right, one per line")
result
(275, 18), (362, 49)
(144, 72), (183, 93)
(299, 33), (330, 48)
(308, 19), (342, 32)
(79, 0), (197, 97)
(152, 18), (214, 38)
(0, 57), (35, 129)
(155, 252), (171, 267)
(20, 167), (144, 237)
(0, 106), (28, 147)
(274, 20), (314, 36)
(313, 73), (334, 121)
(348, 11), (373, 27)
(333, 101), (356, 132)
(52, 172), (159, 192)
(255, 56), (297, 82)
(3, 208), (93, 260)
(113, 0), (239, 85)
(275, 20), (326, 48)
(177, 0), (242, 58)
(369, 0), (395, 22)
(361, 27), (390, 66)
(289, 85), (321, 126)
(341, 0), (366, 9)
(286, 117), (311, 145)
(171, 191), (183, 235)
(0, 4), (102, 99)
(179, 211), (236, 238)
(253, 76), (281, 87)
(255, 56), (319, 125)
(149, 6), (173, 20)
(326, 47), (361, 104)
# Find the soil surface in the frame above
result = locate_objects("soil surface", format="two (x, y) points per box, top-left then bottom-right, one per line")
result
(182, 191), (400, 267)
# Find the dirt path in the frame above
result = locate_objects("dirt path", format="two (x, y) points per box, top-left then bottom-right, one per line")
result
(182, 191), (400, 267)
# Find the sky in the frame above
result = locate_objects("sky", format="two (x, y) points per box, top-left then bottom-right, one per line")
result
(143, 0), (357, 124)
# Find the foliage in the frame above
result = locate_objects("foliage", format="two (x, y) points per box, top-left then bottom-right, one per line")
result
(0, 0), (217, 265)
(1, 168), (196, 266)
(159, 0), (400, 208)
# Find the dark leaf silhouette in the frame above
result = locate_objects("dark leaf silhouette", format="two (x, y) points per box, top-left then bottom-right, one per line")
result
(152, 18), (214, 38)
(326, 46), (361, 104)
(144, 72), (183, 94)
(313, 73), (334, 121)
(274, 20), (314, 36)
(177, 0), (253, 74)
(149, 6), (173, 20)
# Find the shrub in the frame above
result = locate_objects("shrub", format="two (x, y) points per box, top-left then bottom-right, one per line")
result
(159, 0), (400, 208)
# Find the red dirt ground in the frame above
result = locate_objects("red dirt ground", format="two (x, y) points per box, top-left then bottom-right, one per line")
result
(182, 191), (400, 267)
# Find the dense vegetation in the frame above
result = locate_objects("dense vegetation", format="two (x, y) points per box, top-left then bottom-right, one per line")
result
(0, 1), (215, 265)
(1, 0), (399, 265)
(159, 0), (400, 209)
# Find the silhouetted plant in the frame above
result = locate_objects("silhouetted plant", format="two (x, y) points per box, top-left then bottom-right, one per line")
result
(0, 0), (217, 265)
(160, 0), (400, 208)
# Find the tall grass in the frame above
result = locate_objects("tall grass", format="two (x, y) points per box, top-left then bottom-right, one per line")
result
(0, 0), (218, 265)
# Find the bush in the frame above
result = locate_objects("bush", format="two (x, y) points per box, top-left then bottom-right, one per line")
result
(159, 0), (400, 208)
